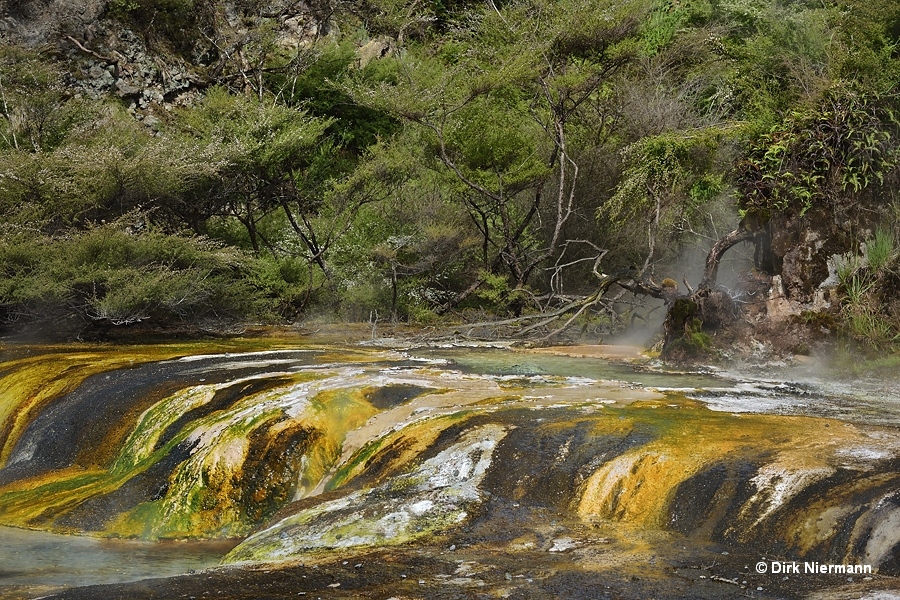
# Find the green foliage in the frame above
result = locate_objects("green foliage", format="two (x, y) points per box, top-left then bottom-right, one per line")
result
(336, 278), (394, 322)
(663, 297), (713, 357)
(2, 0), (900, 340)
(835, 253), (863, 288)
(0, 77), (344, 328)
(0, 221), (281, 327)
(179, 87), (331, 175)
(109, 0), (140, 11)
(835, 229), (900, 349)
(107, 0), (202, 53)
(0, 48), (94, 153)
(0, 103), (221, 231)
(842, 273), (874, 306)
(738, 86), (900, 217)
(829, 0), (900, 91)
(446, 95), (548, 186)
(246, 255), (319, 319)
(600, 126), (735, 269)
(470, 270), (531, 313)
(348, 0), (645, 293)
(842, 304), (896, 347)
(264, 40), (400, 152)
(167, 87), (343, 261)
(474, 271), (511, 306)
(325, 186), (474, 321)
(605, 132), (697, 222)
(642, 0), (713, 55)
(684, 321), (712, 351)
(673, 0), (836, 132)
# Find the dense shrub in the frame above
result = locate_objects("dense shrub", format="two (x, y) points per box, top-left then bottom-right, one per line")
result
(0, 222), (293, 331)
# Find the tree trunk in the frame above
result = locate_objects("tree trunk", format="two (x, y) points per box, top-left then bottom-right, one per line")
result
(662, 226), (754, 359)
(698, 227), (755, 291)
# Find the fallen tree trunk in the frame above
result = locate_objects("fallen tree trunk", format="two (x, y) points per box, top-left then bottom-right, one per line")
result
(428, 272), (631, 342)
(427, 227), (756, 351)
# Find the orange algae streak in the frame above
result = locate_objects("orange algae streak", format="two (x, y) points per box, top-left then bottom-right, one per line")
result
(0, 352), (116, 467)
(0, 467), (112, 529)
(293, 387), (380, 499)
(0, 339), (312, 469)
(782, 472), (900, 557)
(575, 399), (871, 529)
(101, 380), (378, 539)
(0, 339), (322, 537)
(326, 411), (474, 493)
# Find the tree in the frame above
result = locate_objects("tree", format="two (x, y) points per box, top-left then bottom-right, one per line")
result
(174, 87), (333, 266)
(349, 0), (641, 314)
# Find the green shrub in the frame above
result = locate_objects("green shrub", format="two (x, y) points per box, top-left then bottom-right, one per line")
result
(246, 255), (318, 320)
(0, 221), (292, 330)
(107, 0), (200, 53)
(335, 277), (393, 322)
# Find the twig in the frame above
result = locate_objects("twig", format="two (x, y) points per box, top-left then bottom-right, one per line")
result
(538, 295), (604, 342)
(0, 74), (18, 150)
(65, 35), (118, 63)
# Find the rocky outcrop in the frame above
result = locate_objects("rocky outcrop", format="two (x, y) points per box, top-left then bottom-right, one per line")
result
(0, 0), (106, 46)
(66, 23), (198, 110)
(1, 0), (199, 123)
(668, 199), (885, 361)
(1, 0), (330, 120)
(768, 206), (857, 307)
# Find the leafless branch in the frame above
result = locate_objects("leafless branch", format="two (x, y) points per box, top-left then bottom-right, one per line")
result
(65, 35), (118, 63)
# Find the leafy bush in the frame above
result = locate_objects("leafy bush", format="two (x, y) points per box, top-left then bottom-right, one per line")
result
(336, 277), (394, 322)
(0, 47), (94, 154)
(0, 221), (291, 330)
(246, 254), (320, 320)
(107, 0), (204, 53)
(737, 86), (900, 218)
(835, 229), (900, 349)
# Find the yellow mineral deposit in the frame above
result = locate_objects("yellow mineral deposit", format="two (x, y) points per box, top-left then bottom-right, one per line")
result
(0, 339), (303, 467)
(575, 398), (892, 545)
(2, 340), (899, 586)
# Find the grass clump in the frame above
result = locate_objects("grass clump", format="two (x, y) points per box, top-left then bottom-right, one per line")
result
(836, 229), (900, 350)
(865, 228), (896, 274)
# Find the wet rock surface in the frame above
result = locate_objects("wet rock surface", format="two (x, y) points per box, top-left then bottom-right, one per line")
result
(0, 340), (899, 598)
(31, 540), (899, 600)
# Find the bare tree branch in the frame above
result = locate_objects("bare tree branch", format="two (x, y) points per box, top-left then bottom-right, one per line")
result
(698, 227), (755, 290)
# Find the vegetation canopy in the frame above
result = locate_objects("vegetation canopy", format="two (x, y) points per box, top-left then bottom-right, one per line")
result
(0, 0), (898, 354)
